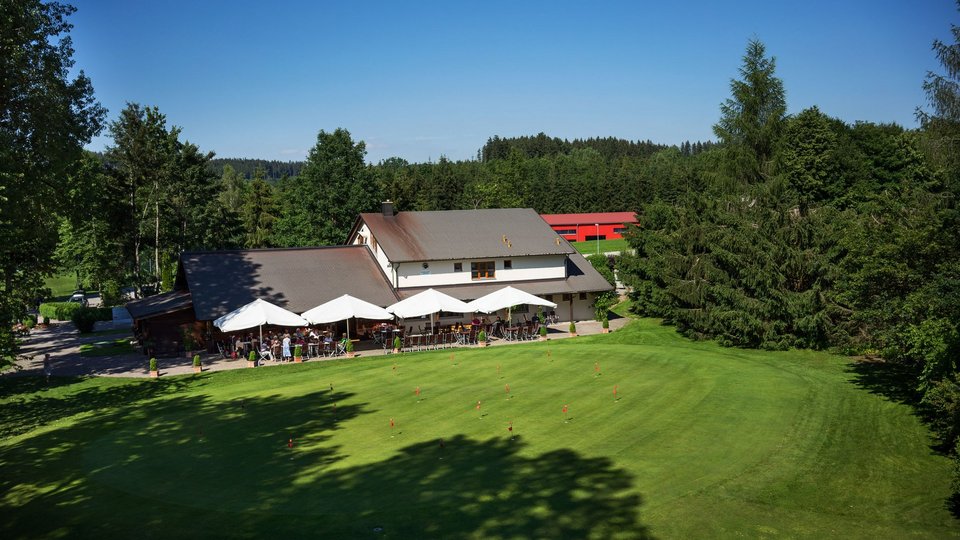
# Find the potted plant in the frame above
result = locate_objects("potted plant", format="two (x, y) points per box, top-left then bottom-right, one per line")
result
(247, 350), (257, 368)
(569, 321), (577, 337)
(294, 344), (303, 363)
(345, 339), (355, 358)
(478, 330), (489, 347)
(601, 318), (610, 334)
(393, 336), (402, 354)
(193, 354), (202, 373)
(149, 357), (159, 378)
(539, 325), (548, 341)
(41, 316), (50, 327)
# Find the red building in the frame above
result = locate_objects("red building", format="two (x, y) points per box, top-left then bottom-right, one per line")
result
(540, 212), (637, 242)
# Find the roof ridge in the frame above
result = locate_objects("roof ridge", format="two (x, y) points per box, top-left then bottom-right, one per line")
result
(181, 245), (366, 256)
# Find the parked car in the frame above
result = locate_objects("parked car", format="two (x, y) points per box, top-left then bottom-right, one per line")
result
(68, 291), (88, 307)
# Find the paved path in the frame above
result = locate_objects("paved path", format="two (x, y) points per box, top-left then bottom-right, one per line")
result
(3, 318), (629, 380)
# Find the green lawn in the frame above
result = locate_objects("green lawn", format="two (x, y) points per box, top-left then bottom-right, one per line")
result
(571, 237), (629, 254)
(79, 338), (134, 357)
(1, 319), (956, 538)
(43, 272), (78, 300)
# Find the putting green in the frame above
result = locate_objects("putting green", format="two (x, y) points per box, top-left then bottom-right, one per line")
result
(1, 319), (956, 538)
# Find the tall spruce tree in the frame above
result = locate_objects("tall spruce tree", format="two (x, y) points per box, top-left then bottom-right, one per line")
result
(713, 39), (786, 184)
(242, 167), (278, 248)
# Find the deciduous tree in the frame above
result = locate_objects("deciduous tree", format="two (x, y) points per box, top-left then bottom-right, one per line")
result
(0, 0), (104, 363)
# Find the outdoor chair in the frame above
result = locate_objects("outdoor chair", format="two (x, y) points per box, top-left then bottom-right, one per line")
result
(258, 349), (274, 363)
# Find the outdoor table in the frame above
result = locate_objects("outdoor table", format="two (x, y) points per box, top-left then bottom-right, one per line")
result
(307, 343), (319, 357)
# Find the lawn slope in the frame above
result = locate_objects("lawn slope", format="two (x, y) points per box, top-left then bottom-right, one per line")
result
(1, 319), (955, 538)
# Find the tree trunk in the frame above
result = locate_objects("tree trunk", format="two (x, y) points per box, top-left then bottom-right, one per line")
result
(154, 199), (160, 280)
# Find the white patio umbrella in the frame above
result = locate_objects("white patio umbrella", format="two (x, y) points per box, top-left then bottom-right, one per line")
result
(387, 288), (472, 332)
(213, 298), (308, 345)
(301, 294), (394, 340)
(466, 286), (557, 325)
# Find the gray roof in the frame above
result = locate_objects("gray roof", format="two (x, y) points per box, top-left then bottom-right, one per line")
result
(126, 290), (193, 320)
(179, 246), (399, 320)
(358, 208), (576, 263)
(397, 252), (613, 301)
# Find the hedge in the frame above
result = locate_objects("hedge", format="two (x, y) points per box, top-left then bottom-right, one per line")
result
(39, 302), (81, 321)
(40, 303), (113, 323)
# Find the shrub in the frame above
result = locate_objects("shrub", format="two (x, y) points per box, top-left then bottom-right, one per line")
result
(248, 351), (256, 362)
(294, 344), (302, 358)
(23, 317), (35, 330)
(42, 316), (50, 325)
(149, 358), (157, 372)
(540, 325), (548, 337)
(345, 340), (354, 353)
(569, 321), (577, 334)
(39, 302), (81, 321)
(478, 330), (487, 342)
(71, 307), (99, 333)
(193, 354), (201, 367)
(602, 318), (610, 329)
(393, 336), (402, 350)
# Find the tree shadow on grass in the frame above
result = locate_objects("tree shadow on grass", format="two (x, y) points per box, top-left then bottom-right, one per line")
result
(845, 359), (924, 408)
(1, 379), (651, 538)
(846, 359), (960, 519)
(0, 376), (198, 439)
(0, 384), (366, 538)
(264, 434), (652, 539)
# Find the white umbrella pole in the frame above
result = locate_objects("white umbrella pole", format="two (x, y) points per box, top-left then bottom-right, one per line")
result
(259, 324), (263, 348)
(347, 317), (351, 340)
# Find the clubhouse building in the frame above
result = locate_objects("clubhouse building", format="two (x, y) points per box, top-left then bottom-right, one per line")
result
(127, 204), (613, 355)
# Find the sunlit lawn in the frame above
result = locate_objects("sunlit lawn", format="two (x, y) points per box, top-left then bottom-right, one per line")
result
(43, 272), (78, 301)
(1, 319), (956, 538)
(571, 238), (629, 255)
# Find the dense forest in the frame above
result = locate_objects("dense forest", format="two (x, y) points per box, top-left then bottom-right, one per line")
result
(4, 0), (960, 501)
(208, 158), (304, 181)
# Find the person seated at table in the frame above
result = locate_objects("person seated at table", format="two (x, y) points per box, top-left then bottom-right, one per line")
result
(259, 340), (271, 359)
(471, 316), (481, 326)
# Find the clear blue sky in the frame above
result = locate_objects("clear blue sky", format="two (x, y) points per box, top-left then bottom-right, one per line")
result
(70, 0), (956, 164)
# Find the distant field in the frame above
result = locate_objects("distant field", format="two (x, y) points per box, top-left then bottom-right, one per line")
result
(43, 272), (77, 300)
(571, 238), (629, 254)
(1, 319), (956, 538)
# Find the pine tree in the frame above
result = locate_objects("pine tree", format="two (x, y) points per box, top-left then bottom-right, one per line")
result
(242, 167), (278, 248)
(713, 39), (787, 184)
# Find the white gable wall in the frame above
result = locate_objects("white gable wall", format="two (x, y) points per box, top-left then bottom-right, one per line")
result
(352, 223), (393, 279)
